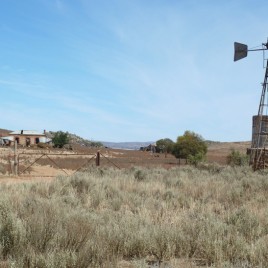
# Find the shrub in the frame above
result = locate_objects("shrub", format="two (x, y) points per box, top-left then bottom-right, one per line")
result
(37, 142), (50, 149)
(227, 149), (249, 166)
(134, 169), (147, 181)
(197, 162), (223, 174)
(52, 131), (69, 148)
(0, 163), (6, 174)
(188, 152), (205, 166)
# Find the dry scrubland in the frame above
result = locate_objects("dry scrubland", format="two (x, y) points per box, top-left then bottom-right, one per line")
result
(0, 165), (268, 267)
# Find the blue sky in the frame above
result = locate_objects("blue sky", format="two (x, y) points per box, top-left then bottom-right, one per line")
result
(1, 0), (268, 142)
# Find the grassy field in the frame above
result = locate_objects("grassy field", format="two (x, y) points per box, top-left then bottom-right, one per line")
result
(0, 165), (267, 267)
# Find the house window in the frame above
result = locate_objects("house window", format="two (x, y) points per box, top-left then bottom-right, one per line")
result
(15, 137), (19, 144)
(35, 138), (40, 144)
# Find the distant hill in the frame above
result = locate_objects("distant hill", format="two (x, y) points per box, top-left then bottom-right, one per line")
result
(46, 131), (103, 148)
(102, 141), (154, 150)
(0, 129), (12, 137)
(102, 140), (251, 151)
(0, 128), (250, 151)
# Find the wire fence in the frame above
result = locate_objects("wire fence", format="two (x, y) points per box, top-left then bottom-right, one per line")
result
(0, 148), (186, 177)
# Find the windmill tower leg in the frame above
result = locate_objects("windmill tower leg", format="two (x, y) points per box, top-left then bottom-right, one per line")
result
(250, 59), (268, 170)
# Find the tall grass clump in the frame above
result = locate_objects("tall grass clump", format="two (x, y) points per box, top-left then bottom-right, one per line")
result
(0, 166), (267, 267)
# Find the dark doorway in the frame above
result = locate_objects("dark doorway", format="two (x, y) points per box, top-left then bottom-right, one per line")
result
(26, 138), (31, 147)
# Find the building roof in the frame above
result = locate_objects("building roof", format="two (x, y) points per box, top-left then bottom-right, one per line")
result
(9, 130), (46, 136)
(0, 136), (14, 141)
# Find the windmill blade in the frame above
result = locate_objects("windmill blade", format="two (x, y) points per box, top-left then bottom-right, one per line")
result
(234, 42), (248, 61)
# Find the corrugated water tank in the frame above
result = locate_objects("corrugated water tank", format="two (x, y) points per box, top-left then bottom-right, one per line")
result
(252, 115), (268, 148)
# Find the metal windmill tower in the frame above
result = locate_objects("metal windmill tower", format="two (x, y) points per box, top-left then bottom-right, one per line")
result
(234, 40), (268, 170)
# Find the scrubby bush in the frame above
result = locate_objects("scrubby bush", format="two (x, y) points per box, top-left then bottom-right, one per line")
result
(227, 149), (249, 166)
(196, 162), (223, 174)
(0, 166), (267, 266)
(134, 169), (147, 181)
(187, 152), (205, 167)
(37, 142), (50, 149)
(0, 163), (6, 174)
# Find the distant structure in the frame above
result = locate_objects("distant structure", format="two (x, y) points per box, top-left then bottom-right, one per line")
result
(140, 143), (159, 153)
(234, 40), (268, 169)
(0, 130), (51, 147)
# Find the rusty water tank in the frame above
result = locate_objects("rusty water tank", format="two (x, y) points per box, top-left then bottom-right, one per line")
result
(251, 115), (268, 148)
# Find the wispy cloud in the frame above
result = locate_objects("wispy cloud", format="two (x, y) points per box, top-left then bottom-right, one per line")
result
(1, 0), (268, 141)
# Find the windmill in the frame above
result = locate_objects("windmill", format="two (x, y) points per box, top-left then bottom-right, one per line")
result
(234, 40), (268, 170)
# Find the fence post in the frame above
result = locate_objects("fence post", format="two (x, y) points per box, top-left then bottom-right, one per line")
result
(96, 151), (100, 166)
(263, 148), (265, 169)
(14, 140), (18, 176)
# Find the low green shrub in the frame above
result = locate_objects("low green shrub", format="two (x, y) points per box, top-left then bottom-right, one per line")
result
(134, 169), (147, 181)
(227, 149), (249, 167)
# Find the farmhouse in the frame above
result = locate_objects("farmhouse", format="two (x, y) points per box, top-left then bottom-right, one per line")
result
(1, 130), (51, 146)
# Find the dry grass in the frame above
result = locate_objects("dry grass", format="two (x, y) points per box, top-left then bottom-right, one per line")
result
(0, 165), (267, 267)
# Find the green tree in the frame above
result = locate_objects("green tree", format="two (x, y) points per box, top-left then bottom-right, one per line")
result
(172, 131), (207, 163)
(52, 131), (69, 148)
(90, 141), (103, 148)
(156, 138), (174, 154)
